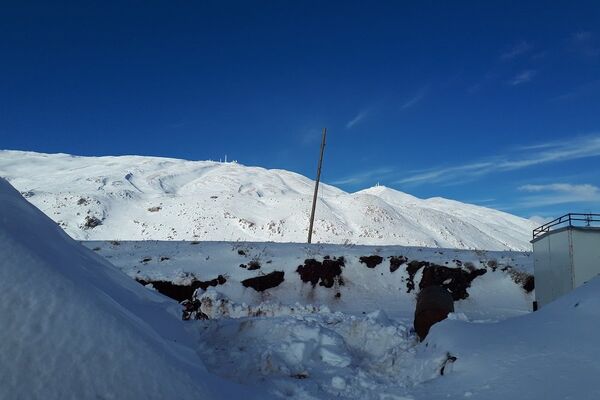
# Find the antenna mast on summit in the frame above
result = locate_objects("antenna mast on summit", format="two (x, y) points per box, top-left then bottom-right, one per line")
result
(307, 128), (327, 244)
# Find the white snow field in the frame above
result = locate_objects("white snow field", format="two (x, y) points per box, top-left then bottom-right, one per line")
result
(83, 239), (600, 400)
(0, 150), (537, 250)
(0, 177), (270, 399)
(4, 151), (598, 399)
(416, 276), (600, 400)
(84, 239), (536, 399)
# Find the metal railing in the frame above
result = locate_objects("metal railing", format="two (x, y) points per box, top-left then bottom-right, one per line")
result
(533, 213), (600, 239)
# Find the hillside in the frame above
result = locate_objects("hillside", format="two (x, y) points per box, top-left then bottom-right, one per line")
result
(0, 150), (537, 250)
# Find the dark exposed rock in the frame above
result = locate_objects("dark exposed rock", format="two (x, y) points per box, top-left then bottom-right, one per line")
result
(242, 271), (285, 292)
(406, 261), (429, 293)
(181, 299), (208, 321)
(506, 267), (535, 293)
(419, 265), (487, 301)
(147, 206), (162, 212)
(404, 260), (487, 300)
(82, 215), (102, 229)
(359, 255), (383, 269)
(414, 286), (455, 340)
(522, 275), (535, 292)
(237, 249), (246, 256)
(389, 256), (408, 273)
(296, 257), (345, 288)
(463, 261), (476, 272)
(136, 275), (227, 302)
(198, 275), (227, 290)
(240, 260), (261, 270)
(440, 353), (457, 376)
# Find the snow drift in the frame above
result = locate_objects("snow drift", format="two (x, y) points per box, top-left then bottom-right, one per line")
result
(0, 150), (536, 250)
(418, 275), (600, 399)
(0, 178), (265, 399)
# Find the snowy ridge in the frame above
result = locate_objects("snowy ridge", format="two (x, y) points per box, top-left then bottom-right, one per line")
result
(0, 150), (536, 250)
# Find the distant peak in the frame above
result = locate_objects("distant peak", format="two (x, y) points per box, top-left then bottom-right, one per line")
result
(357, 185), (416, 198)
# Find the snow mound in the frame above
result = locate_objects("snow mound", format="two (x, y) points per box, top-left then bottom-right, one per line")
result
(0, 150), (536, 250)
(190, 290), (447, 399)
(0, 178), (265, 399)
(418, 275), (600, 399)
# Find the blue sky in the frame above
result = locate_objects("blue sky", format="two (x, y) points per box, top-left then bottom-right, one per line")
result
(1, 1), (599, 219)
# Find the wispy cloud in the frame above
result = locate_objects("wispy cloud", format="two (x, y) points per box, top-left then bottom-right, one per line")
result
(397, 135), (600, 186)
(509, 70), (536, 86)
(401, 86), (428, 110)
(570, 31), (600, 57)
(331, 167), (394, 186)
(550, 79), (600, 102)
(299, 128), (322, 145)
(467, 72), (498, 94)
(501, 41), (533, 60)
(346, 110), (369, 129)
(518, 183), (600, 206)
(529, 215), (552, 225)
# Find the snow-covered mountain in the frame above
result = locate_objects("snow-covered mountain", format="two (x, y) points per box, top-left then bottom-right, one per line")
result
(0, 150), (536, 250)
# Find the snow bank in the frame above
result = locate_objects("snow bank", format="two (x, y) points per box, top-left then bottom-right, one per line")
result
(418, 275), (600, 399)
(87, 240), (534, 321)
(189, 290), (446, 399)
(0, 178), (266, 399)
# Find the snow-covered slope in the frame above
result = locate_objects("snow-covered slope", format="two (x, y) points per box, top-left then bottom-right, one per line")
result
(418, 275), (600, 399)
(0, 177), (267, 399)
(0, 150), (536, 250)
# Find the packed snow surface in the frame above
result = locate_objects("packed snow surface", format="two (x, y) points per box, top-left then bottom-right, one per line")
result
(83, 240), (536, 398)
(3, 175), (599, 399)
(0, 177), (268, 399)
(85, 239), (600, 399)
(0, 150), (536, 250)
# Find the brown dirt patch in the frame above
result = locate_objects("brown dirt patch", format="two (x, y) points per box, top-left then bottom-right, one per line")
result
(359, 255), (383, 269)
(239, 260), (261, 270)
(242, 271), (285, 292)
(389, 255), (408, 273)
(419, 265), (486, 301)
(296, 257), (345, 288)
(404, 260), (487, 300)
(136, 275), (226, 302)
(505, 267), (535, 293)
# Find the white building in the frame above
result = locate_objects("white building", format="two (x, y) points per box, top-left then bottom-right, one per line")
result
(532, 213), (600, 309)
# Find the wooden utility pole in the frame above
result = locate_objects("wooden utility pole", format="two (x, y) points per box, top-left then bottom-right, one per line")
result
(308, 128), (327, 243)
